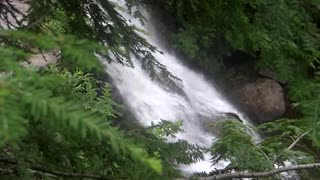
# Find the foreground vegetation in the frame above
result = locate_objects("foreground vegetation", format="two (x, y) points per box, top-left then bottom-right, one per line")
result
(1, 0), (320, 179)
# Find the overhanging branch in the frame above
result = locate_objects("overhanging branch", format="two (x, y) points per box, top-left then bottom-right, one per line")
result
(198, 163), (320, 180)
(0, 158), (111, 179)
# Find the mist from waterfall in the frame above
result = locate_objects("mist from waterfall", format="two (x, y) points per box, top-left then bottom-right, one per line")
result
(105, 1), (250, 174)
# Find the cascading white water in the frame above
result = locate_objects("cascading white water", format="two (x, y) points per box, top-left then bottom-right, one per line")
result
(105, 1), (251, 174)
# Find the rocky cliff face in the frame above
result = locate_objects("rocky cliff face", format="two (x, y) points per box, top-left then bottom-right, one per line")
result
(1, 1), (58, 68)
(0, 0), (29, 28)
(22, 51), (59, 68)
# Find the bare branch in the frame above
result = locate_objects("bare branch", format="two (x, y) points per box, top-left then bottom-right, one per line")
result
(23, 15), (46, 29)
(287, 130), (311, 150)
(0, 158), (111, 179)
(197, 163), (320, 180)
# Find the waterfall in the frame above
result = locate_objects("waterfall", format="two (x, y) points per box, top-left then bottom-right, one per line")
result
(105, 1), (251, 174)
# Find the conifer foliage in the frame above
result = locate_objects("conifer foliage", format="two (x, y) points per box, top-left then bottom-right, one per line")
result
(0, 0), (201, 179)
(0, 32), (164, 179)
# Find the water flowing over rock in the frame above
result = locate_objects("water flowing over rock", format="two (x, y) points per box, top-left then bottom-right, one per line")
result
(105, 1), (252, 174)
(232, 78), (286, 124)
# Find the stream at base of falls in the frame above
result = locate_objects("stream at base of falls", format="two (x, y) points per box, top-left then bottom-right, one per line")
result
(105, 1), (253, 174)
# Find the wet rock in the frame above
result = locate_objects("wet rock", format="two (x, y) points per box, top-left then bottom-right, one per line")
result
(224, 112), (242, 122)
(154, 76), (189, 100)
(232, 78), (286, 124)
(258, 68), (286, 84)
(199, 112), (243, 135)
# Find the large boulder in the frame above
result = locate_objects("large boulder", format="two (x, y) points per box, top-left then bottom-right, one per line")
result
(232, 78), (286, 124)
(258, 68), (287, 84)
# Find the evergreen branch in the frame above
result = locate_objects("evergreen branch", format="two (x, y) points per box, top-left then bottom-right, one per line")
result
(0, 158), (111, 179)
(24, 16), (46, 29)
(197, 163), (320, 180)
(254, 144), (271, 163)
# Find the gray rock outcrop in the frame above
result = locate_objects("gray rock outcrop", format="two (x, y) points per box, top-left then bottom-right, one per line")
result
(232, 78), (286, 124)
